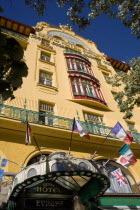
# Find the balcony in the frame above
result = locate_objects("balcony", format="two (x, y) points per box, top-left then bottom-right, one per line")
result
(0, 103), (139, 143)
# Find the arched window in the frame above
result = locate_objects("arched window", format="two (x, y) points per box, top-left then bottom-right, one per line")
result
(97, 160), (132, 193)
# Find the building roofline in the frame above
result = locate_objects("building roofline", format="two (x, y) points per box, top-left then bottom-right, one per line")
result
(106, 57), (130, 72)
(0, 16), (35, 37)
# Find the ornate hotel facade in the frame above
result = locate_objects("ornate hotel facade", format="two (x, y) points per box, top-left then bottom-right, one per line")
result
(0, 16), (140, 210)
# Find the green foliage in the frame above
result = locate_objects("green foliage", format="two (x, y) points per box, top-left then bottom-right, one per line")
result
(108, 57), (140, 119)
(0, 31), (28, 100)
(25, 0), (140, 38)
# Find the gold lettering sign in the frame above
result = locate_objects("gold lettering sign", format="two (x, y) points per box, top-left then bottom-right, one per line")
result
(33, 183), (62, 194)
(36, 200), (63, 207)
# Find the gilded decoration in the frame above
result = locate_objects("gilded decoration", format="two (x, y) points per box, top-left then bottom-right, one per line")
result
(59, 24), (72, 31)
(35, 22), (50, 32)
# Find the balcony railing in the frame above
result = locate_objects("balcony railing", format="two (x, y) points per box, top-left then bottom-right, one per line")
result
(0, 103), (140, 143)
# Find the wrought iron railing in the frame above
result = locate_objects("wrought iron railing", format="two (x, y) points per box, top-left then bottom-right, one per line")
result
(0, 103), (140, 143)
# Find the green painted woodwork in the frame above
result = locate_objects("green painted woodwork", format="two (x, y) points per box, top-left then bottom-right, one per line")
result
(98, 197), (140, 206)
(79, 176), (110, 204)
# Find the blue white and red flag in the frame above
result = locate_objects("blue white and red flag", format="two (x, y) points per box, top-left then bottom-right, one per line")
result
(110, 122), (133, 145)
(111, 168), (127, 187)
(72, 118), (90, 139)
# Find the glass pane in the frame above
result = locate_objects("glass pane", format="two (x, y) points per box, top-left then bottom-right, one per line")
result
(42, 39), (50, 46)
(41, 53), (50, 62)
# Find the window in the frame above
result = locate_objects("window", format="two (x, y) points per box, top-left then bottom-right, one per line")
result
(84, 112), (103, 124)
(40, 102), (54, 112)
(39, 102), (54, 126)
(71, 77), (104, 101)
(40, 52), (51, 62)
(65, 54), (106, 106)
(39, 71), (52, 87)
(41, 39), (50, 46)
(66, 57), (93, 75)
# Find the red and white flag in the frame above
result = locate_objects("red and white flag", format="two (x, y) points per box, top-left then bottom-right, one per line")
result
(25, 122), (31, 145)
(116, 155), (131, 168)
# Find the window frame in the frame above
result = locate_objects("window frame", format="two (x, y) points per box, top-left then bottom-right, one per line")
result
(41, 39), (50, 46)
(66, 55), (93, 76)
(40, 51), (51, 62)
(39, 70), (53, 87)
(84, 112), (103, 124)
(39, 101), (54, 126)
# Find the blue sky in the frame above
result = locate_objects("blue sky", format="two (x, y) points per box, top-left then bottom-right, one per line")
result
(1, 0), (139, 63)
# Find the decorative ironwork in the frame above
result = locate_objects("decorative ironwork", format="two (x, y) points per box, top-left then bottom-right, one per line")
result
(7, 151), (110, 203)
(0, 103), (139, 143)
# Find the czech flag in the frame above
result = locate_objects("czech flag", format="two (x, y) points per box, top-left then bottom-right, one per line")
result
(110, 122), (133, 145)
(72, 118), (90, 139)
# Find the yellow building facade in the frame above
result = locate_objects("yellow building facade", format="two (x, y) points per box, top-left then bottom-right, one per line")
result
(0, 16), (140, 210)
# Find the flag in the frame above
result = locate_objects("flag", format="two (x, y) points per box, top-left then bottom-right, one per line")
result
(72, 118), (90, 139)
(0, 169), (4, 181)
(111, 168), (127, 186)
(118, 144), (137, 165)
(0, 158), (8, 181)
(1, 158), (8, 167)
(110, 122), (133, 145)
(116, 155), (131, 168)
(25, 121), (31, 145)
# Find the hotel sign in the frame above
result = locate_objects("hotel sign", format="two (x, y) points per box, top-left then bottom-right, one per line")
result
(25, 198), (72, 209)
(27, 182), (71, 195)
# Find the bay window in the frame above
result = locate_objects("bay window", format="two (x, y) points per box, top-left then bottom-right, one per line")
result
(70, 77), (104, 100)
(65, 53), (107, 106)
(66, 56), (93, 75)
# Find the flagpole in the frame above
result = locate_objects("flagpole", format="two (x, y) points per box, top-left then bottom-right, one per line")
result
(7, 159), (24, 168)
(68, 117), (75, 157)
(69, 130), (73, 156)
(33, 136), (43, 157)
(90, 132), (111, 159)
(103, 143), (125, 166)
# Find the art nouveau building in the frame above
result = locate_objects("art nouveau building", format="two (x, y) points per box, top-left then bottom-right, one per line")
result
(0, 16), (140, 210)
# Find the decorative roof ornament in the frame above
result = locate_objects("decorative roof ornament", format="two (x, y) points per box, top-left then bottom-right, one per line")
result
(59, 23), (72, 31)
(35, 22), (50, 32)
